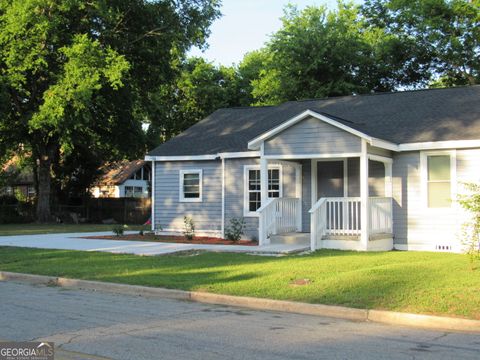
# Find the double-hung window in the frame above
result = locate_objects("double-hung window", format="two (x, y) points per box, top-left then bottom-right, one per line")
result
(422, 152), (455, 208)
(244, 165), (282, 216)
(179, 170), (202, 202)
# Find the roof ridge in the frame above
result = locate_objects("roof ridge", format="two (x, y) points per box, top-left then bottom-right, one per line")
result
(282, 84), (480, 104)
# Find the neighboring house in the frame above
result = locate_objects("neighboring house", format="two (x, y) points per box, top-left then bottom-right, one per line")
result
(90, 160), (151, 198)
(146, 86), (480, 252)
(0, 157), (36, 200)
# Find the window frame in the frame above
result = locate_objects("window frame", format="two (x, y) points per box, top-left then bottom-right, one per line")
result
(179, 169), (203, 203)
(420, 150), (456, 210)
(243, 164), (283, 217)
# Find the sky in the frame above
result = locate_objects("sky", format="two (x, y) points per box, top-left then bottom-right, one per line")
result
(189, 0), (342, 66)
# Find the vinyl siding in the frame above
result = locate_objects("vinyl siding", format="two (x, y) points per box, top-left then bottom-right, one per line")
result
(224, 158), (297, 240)
(264, 117), (361, 156)
(367, 144), (393, 158)
(154, 160), (222, 234)
(392, 149), (480, 250)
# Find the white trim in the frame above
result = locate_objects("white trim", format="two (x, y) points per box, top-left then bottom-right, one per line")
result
(151, 161), (155, 231)
(145, 155), (217, 161)
(360, 139), (369, 249)
(399, 140), (480, 151)
(247, 110), (377, 150)
(243, 163), (283, 217)
(179, 169), (203, 203)
(221, 158), (225, 238)
(219, 151), (260, 159)
(394, 243), (461, 253)
(371, 138), (399, 151)
(368, 154), (393, 164)
(311, 159), (317, 206)
(420, 150), (457, 210)
(264, 152), (361, 160)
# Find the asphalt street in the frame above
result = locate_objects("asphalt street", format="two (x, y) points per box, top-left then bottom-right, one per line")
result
(0, 281), (479, 360)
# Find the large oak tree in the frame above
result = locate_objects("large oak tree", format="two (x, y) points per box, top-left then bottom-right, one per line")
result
(0, 0), (220, 221)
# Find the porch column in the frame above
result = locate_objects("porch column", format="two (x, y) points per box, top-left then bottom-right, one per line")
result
(385, 162), (393, 198)
(295, 163), (302, 232)
(360, 140), (369, 250)
(259, 154), (269, 245)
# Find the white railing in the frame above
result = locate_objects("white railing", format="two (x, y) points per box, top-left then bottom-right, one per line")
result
(258, 197), (301, 245)
(309, 198), (327, 250)
(369, 197), (393, 235)
(324, 197), (362, 236)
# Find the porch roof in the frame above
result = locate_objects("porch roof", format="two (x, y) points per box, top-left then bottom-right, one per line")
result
(148, 85), (480, 157)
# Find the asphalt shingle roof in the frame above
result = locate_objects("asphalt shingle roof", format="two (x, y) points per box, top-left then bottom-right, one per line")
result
(148, 85), (480, 156)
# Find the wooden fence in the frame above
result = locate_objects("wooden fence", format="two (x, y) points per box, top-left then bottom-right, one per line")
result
(0, 198), (151, 224)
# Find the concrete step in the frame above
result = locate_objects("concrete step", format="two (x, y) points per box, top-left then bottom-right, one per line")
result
(270, 232), (310, 245)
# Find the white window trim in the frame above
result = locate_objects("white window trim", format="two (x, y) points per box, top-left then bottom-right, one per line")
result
(179, 169), (203, 203)
(243, 164), (283, 217)
(420, 150), (457, 210)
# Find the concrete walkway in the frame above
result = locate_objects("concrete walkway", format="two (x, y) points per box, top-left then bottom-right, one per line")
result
(0, 232), (308, 255)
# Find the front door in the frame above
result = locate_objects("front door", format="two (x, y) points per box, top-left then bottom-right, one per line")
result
(316, 160), (344, 200)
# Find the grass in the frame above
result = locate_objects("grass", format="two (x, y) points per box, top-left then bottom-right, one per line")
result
(0, 246), (478, 319)
(0, 223), (146, 236)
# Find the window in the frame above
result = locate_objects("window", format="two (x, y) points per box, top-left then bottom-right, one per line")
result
(125, 186), (144, 198)
(422, 152), (455, 208)
(130, 166), (150, 181)
(244, 165), (282, 216)
(179, 170), (202, 202)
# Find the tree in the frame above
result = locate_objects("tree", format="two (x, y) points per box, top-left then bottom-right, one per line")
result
(362, 0), (480, 86)
(0, 0), (220, 222)
(249, 3), (431, 105)
(147, 57), (250, 144)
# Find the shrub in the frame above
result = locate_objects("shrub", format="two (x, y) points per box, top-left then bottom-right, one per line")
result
(112, 224), (127, 237)
(183, 216), (195, 240)
(224, 217), (246, 242)
(458, 182), (480, 268)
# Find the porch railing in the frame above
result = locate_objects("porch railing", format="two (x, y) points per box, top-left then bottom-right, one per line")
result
(310, 196), (392, 250)
(369, 197), (393, 235)
(258, 197), (301, 245)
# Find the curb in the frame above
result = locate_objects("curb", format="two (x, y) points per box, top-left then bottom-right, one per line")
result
(1, 271), (479, 333)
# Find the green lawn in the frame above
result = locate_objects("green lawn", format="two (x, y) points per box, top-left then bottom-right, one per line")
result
(0, 223), (146, 236)
(0, 247), (478, 319)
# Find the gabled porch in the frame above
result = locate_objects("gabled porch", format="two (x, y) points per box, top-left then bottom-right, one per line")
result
(256, 145), (394, 251)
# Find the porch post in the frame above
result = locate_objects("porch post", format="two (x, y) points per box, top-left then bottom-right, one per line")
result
(360, 140), (369, 250)
(295, 163), (302, 231)
(385, 162), (393, 198)
(259, 144), (269, 245)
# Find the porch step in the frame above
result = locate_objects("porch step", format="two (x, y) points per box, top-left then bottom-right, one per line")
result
(270, 232), (310, 245)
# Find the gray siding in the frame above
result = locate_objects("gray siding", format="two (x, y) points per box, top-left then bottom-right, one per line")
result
(264, 117), (361, 156)
(391, 150), (479, 249)
(154, 160), (222, 234)
(301, 160), (312, 232)
(224, 158), (297, 240)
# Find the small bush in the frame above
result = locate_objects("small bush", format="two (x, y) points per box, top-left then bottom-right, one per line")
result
(458, 182), (480, 269)
(224, 217), (246, 242)
(112, 224), (127, 237)
(184, 216), (195, 240)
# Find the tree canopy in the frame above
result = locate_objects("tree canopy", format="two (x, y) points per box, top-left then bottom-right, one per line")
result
(0, 0), (220, 221)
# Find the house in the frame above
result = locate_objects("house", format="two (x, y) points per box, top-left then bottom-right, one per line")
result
(90, 160), (151, 198)
(0, 156), (36, 200)
(146, 86), (480, 252)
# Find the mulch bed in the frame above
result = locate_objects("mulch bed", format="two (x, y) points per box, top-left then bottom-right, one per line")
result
(81, 233), (257, 246)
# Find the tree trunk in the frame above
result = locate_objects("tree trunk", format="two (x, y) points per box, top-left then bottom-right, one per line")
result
(36, 152), (53, 223)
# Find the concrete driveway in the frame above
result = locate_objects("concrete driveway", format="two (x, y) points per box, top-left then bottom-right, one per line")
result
(0, 232), (307, 255)
(1, 281), (479, 360)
